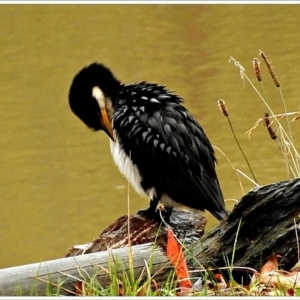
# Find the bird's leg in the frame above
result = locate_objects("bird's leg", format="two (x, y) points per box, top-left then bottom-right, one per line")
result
(137, 197), (173, 223)
(160, 206), (173, 223)
(137, 198), (158, 219)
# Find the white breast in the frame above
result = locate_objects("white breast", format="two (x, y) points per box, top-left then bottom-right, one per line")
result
(109, 134), (179, 209)
(109, 136), (147, 197)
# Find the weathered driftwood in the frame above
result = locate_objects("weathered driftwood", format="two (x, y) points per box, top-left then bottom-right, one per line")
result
(66, 209), (206, 256)
(71, 178), (300, 264)
(188, 177), (300, 283)
(0, 178), (299, 295)
(67, 178), (300, 283)
(0, 210), (205, 296)
(0, 243), (171, 296)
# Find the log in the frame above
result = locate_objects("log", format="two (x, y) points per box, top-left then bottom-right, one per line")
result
(0, 243), (172, 296)
(0, 178), (299, 295)
(67, 178), (300, 284)
(66, 209), (207, 256)
(0, 210), (205, 296)
(188, 178), (300, 283)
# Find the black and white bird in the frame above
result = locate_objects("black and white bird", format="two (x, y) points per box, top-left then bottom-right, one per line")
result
(68, 62), (228, 222)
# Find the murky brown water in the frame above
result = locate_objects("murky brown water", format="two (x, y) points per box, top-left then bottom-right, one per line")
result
(0, 4), (299, 268)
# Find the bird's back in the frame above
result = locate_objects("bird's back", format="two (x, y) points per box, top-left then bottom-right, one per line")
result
(112, 82), (227, 220)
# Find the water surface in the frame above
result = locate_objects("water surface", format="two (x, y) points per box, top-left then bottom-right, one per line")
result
(0, 4), (299, 268)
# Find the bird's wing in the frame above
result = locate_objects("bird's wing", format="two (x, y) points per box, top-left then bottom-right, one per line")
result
(113, 83), (226, 218)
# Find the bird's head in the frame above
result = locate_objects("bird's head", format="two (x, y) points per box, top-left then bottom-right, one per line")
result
(68, 62), (121, 141)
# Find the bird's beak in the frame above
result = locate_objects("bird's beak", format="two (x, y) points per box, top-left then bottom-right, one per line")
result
(92, 86), (115, 142)
(100, 107), (115, 141)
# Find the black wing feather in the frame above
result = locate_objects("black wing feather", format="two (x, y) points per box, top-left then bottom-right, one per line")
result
(113, 82), (227, 220)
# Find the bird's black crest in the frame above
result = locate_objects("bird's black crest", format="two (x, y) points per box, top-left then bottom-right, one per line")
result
(68, 63), (121, 130)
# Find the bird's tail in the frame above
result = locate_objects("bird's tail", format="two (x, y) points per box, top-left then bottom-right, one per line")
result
(211, 209), (228, 221)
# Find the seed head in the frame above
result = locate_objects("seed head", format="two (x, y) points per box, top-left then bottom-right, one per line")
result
(218, 99), (228, 117)
(259, 50), (280, 87)
(264, 112), (277, 140)
(252, 58), (261, 82)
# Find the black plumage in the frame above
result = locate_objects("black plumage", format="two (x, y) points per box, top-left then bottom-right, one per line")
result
(68, 62), (228, 221)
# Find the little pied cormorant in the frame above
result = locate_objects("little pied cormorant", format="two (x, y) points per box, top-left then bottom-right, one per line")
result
(68, 62), (228, 222)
